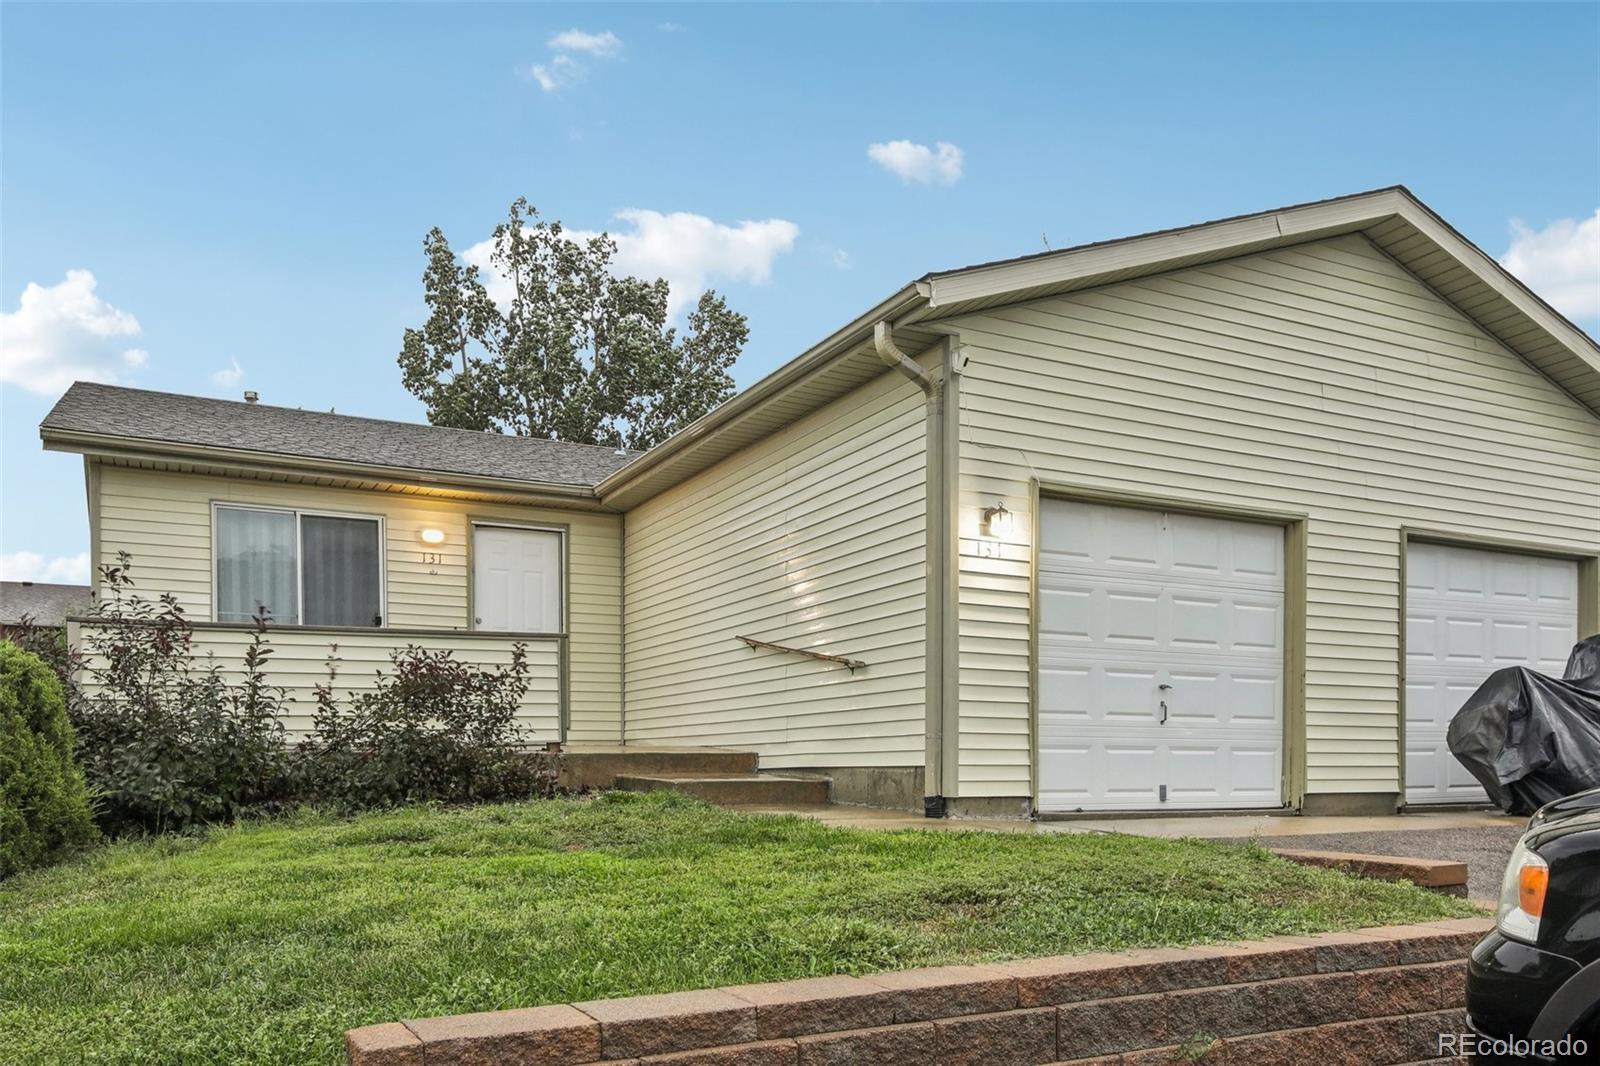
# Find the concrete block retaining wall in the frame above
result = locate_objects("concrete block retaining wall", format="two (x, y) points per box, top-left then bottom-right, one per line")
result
(346, 917), (1492, 1065)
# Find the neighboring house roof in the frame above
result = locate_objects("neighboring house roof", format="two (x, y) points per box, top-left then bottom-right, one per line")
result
(41, 383), (637, 493)
(0, 582), (91, 627)
(597, 185), (1600, 510)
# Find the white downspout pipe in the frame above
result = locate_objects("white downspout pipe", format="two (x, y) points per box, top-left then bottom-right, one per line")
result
(875, 320), (948, 816)
(874, 320), (937, 396)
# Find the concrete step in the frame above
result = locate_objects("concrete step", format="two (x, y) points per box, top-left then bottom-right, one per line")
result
(613, 773), (830, 806)
(556, 747), (759, 791)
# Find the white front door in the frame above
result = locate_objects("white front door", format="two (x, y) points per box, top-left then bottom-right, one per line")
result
(1405, 542), (1578, 806)
(473, 526), (563, 633)
(1036, 500), (1286, 813)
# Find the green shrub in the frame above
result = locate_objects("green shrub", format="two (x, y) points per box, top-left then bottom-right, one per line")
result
(69, 555), (295, 835)
(1, 641), (97, 877)
(297, 642), (557, 808)
(67, 553), (558, 833)
(3, 618), (71, 684)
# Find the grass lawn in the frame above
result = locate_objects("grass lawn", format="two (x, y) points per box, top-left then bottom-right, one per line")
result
(1, 791), (1476, 1065)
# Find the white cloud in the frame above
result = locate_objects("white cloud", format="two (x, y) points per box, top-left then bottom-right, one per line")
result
(657, 22), (685, 33)
(528, 29), (622, 92)
(211, 358), (244, 388)
(867, 140), (964, 185)
(0, 270), (147, 395)
(1500, 209), (1600, 321)
(832, 249), (852, 270)
(466, 210), (798, 319)
(529, 54), (579, 92)
(0, 551), (90, 584)
(547, 29), (621, 57)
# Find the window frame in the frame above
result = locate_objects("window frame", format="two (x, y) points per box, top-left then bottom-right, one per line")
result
(210, 501), (388, 628)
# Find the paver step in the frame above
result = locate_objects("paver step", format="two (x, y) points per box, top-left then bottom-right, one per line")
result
(614, 773), (830, 806)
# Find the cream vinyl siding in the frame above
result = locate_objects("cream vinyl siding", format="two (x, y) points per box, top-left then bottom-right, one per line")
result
(950, 233), (1600, 799)
(67, 620), (561, 740)
(91, 465), (623, 741)
(624, 367), (928, 767)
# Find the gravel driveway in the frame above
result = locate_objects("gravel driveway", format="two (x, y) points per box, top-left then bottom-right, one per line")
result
(1215, 824), (1527, 902)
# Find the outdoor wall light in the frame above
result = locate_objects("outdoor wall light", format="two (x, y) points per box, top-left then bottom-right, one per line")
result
(419, 527), (447, 546)
(982, 502), (1015, 538)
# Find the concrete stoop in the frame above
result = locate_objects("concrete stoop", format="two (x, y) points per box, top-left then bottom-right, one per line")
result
(346, 917), (1494, 1066)
(556, 747), (760, 792)
(550, 745), (832, 808)
(613, 773), (831, 807)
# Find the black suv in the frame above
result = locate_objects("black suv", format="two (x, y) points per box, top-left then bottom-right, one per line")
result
(1465, 787), (1600, 1063)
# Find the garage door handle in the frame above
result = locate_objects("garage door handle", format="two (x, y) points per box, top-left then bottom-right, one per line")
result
(1158, 683), (1171, 725)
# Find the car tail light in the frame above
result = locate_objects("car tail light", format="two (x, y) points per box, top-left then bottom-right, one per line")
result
(1497, 839), (1548, 943)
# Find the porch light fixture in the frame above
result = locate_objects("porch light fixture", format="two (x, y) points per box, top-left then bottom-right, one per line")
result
(418, 527), (447, 546)
(982, 502), (1015, 538)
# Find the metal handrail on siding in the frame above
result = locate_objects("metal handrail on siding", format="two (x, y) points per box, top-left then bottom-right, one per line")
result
(735, 635), (866, 673)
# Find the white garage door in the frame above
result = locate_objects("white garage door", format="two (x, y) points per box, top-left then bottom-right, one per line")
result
(1036, 500), (1285, 813)
(1405, 542), (1578, 806)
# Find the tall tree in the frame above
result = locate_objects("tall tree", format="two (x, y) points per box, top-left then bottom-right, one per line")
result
(398, 199), (747, 450)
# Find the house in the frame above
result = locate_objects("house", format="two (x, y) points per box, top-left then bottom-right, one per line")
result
(0, 581), (92, 635)
(41, 186), (1600, 818)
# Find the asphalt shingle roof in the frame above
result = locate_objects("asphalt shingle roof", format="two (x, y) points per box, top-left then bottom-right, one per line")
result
(42, 383), (637, 488)
(0, 582), (92, 626)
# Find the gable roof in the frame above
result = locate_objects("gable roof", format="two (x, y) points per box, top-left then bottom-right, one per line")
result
(41, 383), (636, 493)
(0, 582), (91, 627)
(596, 186), (1600, 509)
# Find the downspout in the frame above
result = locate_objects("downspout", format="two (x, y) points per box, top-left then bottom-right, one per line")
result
(874, 321), (949, 817)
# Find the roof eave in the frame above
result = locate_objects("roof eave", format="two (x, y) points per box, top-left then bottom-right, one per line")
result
(40, 427), (611, 508)
(915, 187), (1599, 391)
(595, 282), (928, 502)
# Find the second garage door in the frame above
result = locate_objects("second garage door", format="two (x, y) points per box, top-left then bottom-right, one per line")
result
(1405, 542), (1579, 806)
(1036, 500), (1285, 813)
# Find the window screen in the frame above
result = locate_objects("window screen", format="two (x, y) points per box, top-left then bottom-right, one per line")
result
(215, 507), (298, 624)
(300, 514), (382, 626)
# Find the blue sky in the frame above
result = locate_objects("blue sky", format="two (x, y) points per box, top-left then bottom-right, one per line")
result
(3, 2), (1597, 583)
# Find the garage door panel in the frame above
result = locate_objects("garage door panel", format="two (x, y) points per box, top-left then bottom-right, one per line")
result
(1490, 621), (1534, 665)
(1229, 674), (1282, 724)
(1171, 595), (1225, 649)
(1234, 601), (1281, 652)
(1039, 587), (1092, 640)
(1169, 746), (1225, 801)
(1038, 665), (1092, 719)
(1231, 524), (1284, 581)
(1537, 624), (1576, 669)
(1444, 617), (1487, 662)
(1037, 499), (1285, 813)
(1230, 747), (1282, 800)
(1104, 745), (1162, 803)
(1404, 542), (1577, 806)
(1105, 590), (1160, 644)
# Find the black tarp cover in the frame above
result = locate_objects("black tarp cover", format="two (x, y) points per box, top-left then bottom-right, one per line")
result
(1447, 636), (1600, 815)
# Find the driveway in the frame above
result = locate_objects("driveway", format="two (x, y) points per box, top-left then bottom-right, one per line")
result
(749, 804), (1528, 902)
(1215, 823), (1526, 902)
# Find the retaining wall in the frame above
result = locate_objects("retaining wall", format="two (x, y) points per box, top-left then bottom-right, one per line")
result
(346, 917), (1492, 1065)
